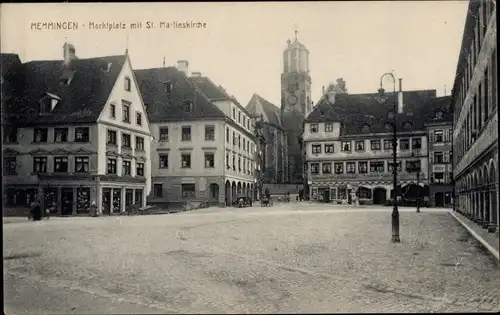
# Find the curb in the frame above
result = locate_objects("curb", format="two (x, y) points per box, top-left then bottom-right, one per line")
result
(448, 211), (499, 260)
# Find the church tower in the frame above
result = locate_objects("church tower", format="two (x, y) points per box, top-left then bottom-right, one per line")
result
(281, 29), (312, 117)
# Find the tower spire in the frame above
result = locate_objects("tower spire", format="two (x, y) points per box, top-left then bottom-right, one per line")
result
(125, 32), (130, 54)
(163, 57), (166, 67)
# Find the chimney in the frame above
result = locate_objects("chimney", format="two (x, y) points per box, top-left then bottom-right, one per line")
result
(397, 78), (404, 114)
(63, 42), (76, 67)
(191, 71), (202, 78)
(177, 60), (189, 76)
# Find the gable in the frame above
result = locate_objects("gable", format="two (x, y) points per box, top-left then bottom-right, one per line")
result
(97, 55), (152, 135)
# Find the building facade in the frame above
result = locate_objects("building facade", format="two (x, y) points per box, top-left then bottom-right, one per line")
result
(246, 93), (288, 184)
(2, 44), (152, 216)
(135, 63), (257, 207)
(452, 0), (498, 233)
(425, 104), (454, 207)
(303, 85), (442, 205)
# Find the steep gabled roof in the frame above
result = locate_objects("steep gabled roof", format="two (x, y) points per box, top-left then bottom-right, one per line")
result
(1, 53), (22, 78)
(3, 55), (127, 125)
(190, 76), (251, 117)
(305, 90), (437, 135)
(245, 93), (283, 128)
(134, 67), (226, 122)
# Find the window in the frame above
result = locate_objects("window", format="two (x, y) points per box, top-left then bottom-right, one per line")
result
(136, 163), (144, 176)
(124, 77), (132, 91)
(181, 126), (191, 141)
(432, 172), (444, 183)
(310, 124), (319, 133)
(122, 133), (131, 148)
(238, 112), (241, 123)
(107, 158), (117, 174)
(205, 153), (215, 168)
(122, 160), (131, 176)
(370, 140), (381, 151)
(238, 157), (241, 171)
(412, 138), (421, 149)
(33, 157), (47, 173)
(346, 162), (355, 173)
(310, 163), (320, 174)
(334, 163), (344, 174)
(232, 132), (236, 145)
(159, 127), (169, 141)
(3, 157), (17, 174)
(232, 108), (236, 119)
(341, 141), (351, 151)
(434, 151), (444, 163)
(33, 128), (48, 143)
(434, 130), (444, 143)
(136, 112), (142, 125)
(226, 153), (230, 169)
(370, 161), (384, 173)
(355, 140), (364, 151)
(325, 144), (334, 153)
(243, 117), (246, 127)
(325, 123), (333, 132)
(184, 101), (192, 112)
(3, 126), (17, 143)
(107, 130), (117, 145)
(165, 81), (173, 93)
(181, 184), (196, 199)
(400, 139), (410, 150)
(312, 144), (321, 154)
(181, 154), (191, 168)
(123, 104), (130, 123)
(358, 161), (368, 173)
(110, 104), (116, 118)
(75, 127), (90, 142)
(238, 135), (241, 149)
(153, 184), (163, 197)
(435, 110), (443, 119)
(75, 157), (90, 173)
(54, 128), (68, 142)
(54, 157), (68, 173)
(136, 136), (144, 151)
(383, 139), (392, 150)
(205, 125), (215, 140)
(388, 161), (402, 172)
(159, 155), (168, 168)
(402, 121), (412, 130)
(226, 128), (230, 143)
(361, 124), (370, 133)
(406, 160), (421, 172)
(232, 154), (236, 170)
(322, 163), (332, 174)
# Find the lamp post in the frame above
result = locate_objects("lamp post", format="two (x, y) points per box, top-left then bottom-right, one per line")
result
(375, 72), (400, 243)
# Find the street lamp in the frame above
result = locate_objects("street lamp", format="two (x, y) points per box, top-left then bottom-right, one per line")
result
(375, 72), (400, 243)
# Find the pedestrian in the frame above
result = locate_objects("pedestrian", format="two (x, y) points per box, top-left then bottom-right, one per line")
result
(31, 199), (42, 221)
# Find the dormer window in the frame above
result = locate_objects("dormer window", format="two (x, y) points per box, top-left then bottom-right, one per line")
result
(184, 100), (192, 112)
(102, 62), (112, 73)
(60, 78), (71, 85)
(40, 93), (61, 113)
(164, 81), (173, 93)
(124, 77), (131, 91)
(434, 110), (443, 119)
(402, 121), (413, 129)
(361, 124), (370, 133)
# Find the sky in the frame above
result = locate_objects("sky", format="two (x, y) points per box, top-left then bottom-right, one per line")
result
(1, 1), (468, 107)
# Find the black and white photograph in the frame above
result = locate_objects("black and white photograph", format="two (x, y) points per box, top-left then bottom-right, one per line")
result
(1, 1), (499, 313)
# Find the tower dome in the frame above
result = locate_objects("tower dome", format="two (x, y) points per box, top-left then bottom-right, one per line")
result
(283, 29), (309, 73)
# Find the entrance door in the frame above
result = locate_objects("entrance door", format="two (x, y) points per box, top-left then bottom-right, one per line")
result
(61, 188), (73, 216)
(435, 192), (445, 207)
(347, 189), (352, 204)
(102, 188), (111, 215)
(210, 184), (219, 203)
(373, 188), (387, 205)
(322, 188), (330, 203)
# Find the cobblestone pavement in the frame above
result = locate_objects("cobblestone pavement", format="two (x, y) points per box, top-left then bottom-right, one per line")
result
(4, 204), (499, 314)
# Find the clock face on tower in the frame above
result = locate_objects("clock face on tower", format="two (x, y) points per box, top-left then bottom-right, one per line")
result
(287, 94), (298, 106)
